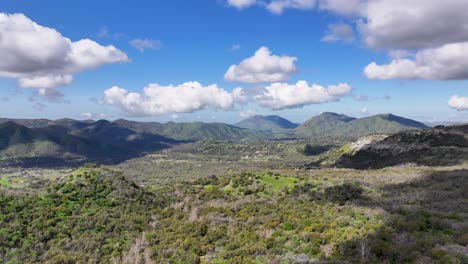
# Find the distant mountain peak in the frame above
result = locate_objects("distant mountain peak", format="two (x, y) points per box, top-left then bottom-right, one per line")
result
(296, 112), (427, 139)
(234, 115), (298, 131)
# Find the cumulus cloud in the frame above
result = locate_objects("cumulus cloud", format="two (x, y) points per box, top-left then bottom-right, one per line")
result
(364, 42), (468, 80)
(0, 13), (128, 93)
(448, 95), (468, 111)
(129, 38), (162, 52)
(254, 81), (352, 109)
(360, 107), (369, 114)
(321, 23), (355, 42)
(361, 0), (468, 50)
(102, 81), (245, 116)
(225, 47), (297, 83)
(229, 0), (468, 51)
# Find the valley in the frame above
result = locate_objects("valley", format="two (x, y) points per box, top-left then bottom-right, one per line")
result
(0, 113), (467, 263)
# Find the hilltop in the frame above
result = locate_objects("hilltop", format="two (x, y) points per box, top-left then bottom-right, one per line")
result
(334, 124), (468, 169)
(233, 115), (298, 132)
(295, 113), (428, 139)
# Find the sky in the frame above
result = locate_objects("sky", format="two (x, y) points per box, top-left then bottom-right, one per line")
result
(1, 0), (468, 124)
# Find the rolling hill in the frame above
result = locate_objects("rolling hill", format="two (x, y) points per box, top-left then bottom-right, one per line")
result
(112, 119), (261, 141)
(0, 113), (430, 166)
(233, 115), (298, 132)
(295, 113), (428, 139)
(0, 118), (262, 166)
(0, 121), (176, 166)
(334, 124), (468, 169)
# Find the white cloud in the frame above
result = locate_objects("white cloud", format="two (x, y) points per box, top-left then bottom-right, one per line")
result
(36, 88), (65, 102)
(364, 42), (468, 80)
(448, 95), (468, 111)
(18, 74), (73, 89)
(228, 0), (468, 51)
(80, 113), (93, 118)
(0, 13), (128, 92)
(227, 0), (315, 14)
(129, 38), (162, 52)
(254, 81), (352, 109)
(318, 0), (366, 16)
(361, 107), (369, 114)
(360, 0), (468, 50)
(102, 81), (245, 116)
(80, 112), (107, 119)
(320, 0), (468, 50)
(388, 50), (412, 60)
(227, 0), (257, 9)
(265, 0), (316, 14)
(224, 46), (297, 83)
(321, 23), (355, 42)
(239, 109), (258, 118)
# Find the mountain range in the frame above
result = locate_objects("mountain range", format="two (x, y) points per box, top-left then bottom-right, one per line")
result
(0, 113), (428, 166)
(234, 112), (428, 139)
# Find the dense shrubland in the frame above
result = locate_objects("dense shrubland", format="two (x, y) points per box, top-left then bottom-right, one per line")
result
(0, 167), (466, 263)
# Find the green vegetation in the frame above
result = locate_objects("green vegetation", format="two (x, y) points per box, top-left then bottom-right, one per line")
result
(0, 113), (429, 167)
(0, 165), (466, 263)
(1, 116), (467, 263)
(0, 167), (166, 263)
(258, 172), (296, 192)
(234, 115), (298, 132)
(295, 112), (428, 140)
(0, 178), (11, 187)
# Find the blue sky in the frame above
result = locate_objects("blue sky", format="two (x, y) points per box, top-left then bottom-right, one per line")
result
(1, 0), (467, 123)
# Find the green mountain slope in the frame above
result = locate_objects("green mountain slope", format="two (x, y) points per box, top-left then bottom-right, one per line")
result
(295, 113), (428, 139)
(295, 112), (356, 137)
(0, 121), (176, 166)
(234, 115), (298, 132)
(0, 167), (163, 263)
(113, 119), (261, 141)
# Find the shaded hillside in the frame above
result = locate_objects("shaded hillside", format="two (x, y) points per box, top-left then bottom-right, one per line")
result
(0, 121), (176, 166)
(296, 113), (428, 139)
(295, 112), (355, 137)
(234, 115), (298, 132)
(335, 124), (468, 169)
(113, 119), (261, 141)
